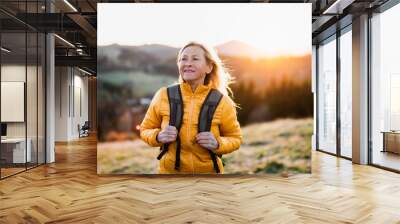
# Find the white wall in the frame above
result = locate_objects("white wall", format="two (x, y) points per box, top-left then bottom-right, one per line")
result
(55, 67), (89, 141)
(55, 67), (70, 141)
(1, 66), (26, 131)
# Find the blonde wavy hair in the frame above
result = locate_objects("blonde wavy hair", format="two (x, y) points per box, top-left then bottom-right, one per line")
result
(176, 41), (235, 98)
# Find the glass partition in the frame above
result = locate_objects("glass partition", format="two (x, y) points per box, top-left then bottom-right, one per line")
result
(0, 1), (46, 179)
(1, 30), (28, 177)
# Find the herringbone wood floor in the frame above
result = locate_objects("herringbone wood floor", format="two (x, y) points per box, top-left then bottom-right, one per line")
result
(1, 136), (400, 224)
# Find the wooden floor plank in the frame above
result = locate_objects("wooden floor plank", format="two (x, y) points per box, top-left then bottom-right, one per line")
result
(0, 135), (399, 223)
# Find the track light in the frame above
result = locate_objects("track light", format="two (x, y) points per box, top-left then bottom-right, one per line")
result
(63, 0), (78, 12)
(54, 34), (75, 48)
(323, 0), (355, 15)
(1, 47), (11, 53)
(78, 67), (93, 76)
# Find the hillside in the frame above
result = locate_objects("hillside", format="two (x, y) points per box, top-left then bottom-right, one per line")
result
(97, 118), (312, 175)
(215, 40), (268, 59)
(98, 42), (311, 93)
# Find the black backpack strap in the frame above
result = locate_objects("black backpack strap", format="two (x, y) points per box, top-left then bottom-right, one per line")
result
(198, 89), (223, 173)
(157, 85), (184, 171)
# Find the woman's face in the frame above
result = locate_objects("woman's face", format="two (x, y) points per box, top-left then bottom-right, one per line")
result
(178, 46), (212, 84)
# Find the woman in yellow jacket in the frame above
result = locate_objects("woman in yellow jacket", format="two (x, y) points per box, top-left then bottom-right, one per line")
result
(140, 41), (242, 174)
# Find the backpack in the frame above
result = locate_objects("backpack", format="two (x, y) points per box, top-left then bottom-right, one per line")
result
(156, 84), (224, 173)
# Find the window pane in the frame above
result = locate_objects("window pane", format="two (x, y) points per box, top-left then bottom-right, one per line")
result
(340, 29), (352, 158)
(318, 37), (337, 154)
(371, 3), (400, 171)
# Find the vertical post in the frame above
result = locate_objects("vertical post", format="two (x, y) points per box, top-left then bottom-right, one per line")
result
(24, 81), (27, 168)
(0, 23), (2, 179)
(312, 45), (318, 151)
(352, 14), (369, 164)
(46, 1), (55, 163)
(336, 29), (341, 157)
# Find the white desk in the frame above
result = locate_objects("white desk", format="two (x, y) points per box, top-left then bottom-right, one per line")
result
(1, 138), (31, 163)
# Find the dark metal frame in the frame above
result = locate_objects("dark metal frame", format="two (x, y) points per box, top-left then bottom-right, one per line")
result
(315, 44), (319, 152)
(25, 3), (28, 171)
(367, 10), (373, 166)
(44, 0), (47, 165)
(336, 24), (341, 158)
(72, 67), (75, 118)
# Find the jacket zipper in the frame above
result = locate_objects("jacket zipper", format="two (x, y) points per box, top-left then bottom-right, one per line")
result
(188, 95), (195, 174)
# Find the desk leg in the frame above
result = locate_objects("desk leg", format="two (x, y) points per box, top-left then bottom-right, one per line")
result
(382, 133), (386, 153)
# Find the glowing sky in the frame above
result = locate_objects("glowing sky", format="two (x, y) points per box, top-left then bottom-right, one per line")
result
(98, 3), (311, 57)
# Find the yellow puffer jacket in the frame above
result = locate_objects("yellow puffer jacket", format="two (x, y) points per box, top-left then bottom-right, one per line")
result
(140, 81), (242, 174)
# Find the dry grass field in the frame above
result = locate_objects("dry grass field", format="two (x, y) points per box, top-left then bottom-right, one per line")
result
(98, 118), (312, 175)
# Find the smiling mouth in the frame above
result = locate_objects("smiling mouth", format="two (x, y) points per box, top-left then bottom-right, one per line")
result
(184, 69), (195, 73)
